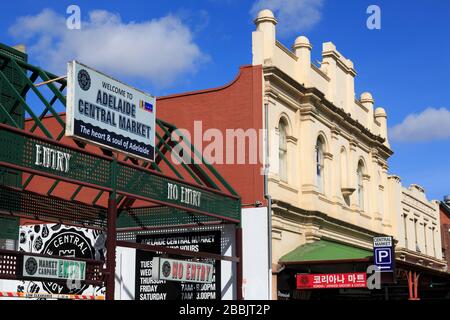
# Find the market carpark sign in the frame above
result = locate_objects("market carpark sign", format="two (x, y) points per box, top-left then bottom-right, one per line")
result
(23, 255), (86, 281)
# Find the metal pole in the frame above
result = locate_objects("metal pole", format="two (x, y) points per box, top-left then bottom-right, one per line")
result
(407, 270), (413, 300)
(106, 155), (118, 300)
(106, 196), (117, 300)
(35, 75), (67, 87)
(264, 100), (273, 300)
(236, 226), (243, 300)
(414, 272), (420, 300)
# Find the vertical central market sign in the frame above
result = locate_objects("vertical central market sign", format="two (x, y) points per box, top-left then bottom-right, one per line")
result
(66, 61), (156, 161)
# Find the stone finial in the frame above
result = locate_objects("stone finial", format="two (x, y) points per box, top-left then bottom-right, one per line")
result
(254, 9), (277, 26)
(360, 92), (374, 104)
(375, 107), (387, 118)
(293, 36), (312, 50)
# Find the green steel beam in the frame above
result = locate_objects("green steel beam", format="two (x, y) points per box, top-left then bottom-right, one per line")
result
(0, 59), (26, 125)
(37, 69), (67, 106)
(0, 51), (64, 86)
(21, 174), (33, 190)
(157, 120), (220, 190)
(70, 185), (83, 201)
(115, 128), (173, 208)
(157, 118), (238, 196)
(155, 131), (204, 186)
(10, 60), (66, 129)
(0, 100), (20, 127)
(0, 59), (34, 126)
(0, 68), (53, 139)
(154, 145), (184, 180)
(92, 190), (104, 206)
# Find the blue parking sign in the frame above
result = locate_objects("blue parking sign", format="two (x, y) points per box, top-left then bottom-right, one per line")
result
(373, 237), (395, 272)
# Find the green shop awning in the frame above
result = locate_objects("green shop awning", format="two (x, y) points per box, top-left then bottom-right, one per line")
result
(279, 240), (372, 264)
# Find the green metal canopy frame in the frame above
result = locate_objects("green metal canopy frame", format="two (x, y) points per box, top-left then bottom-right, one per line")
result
(0, 43), (243, 300)
(0, 44), (246, 300)
(0, 43), (241, 229)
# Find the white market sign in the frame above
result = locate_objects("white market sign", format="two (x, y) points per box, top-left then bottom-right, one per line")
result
(23, 255), (86, 281)
(66, 61), (156, 161)
(152, 257), (213, 284)
(373, 236), (393, 248)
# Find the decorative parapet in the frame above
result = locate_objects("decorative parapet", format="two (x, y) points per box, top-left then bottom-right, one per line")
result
(252, 9), (391, 148)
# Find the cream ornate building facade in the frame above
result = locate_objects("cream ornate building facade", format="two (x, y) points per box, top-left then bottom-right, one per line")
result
(388, 178), (445, 269)
(251, 9), (445, 298)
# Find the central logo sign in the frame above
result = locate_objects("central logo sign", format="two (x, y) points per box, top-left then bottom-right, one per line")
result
(24, 257), (38, 276)
(40, 228), (95, 294)
(77, 69), (91, 91)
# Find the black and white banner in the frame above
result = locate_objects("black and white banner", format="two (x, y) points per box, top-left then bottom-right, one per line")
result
(0, 224), (106, 298)
(135, 231), (221, 301)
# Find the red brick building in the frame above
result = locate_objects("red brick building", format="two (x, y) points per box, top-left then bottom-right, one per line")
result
(157, 65), (264, 206)
(440, 197), (450, 270)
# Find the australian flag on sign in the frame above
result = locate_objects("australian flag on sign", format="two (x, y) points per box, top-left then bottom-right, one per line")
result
(140, 100), (153, 112)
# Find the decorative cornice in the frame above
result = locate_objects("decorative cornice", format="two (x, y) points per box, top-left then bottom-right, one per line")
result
(396, 248), (447, 270)
(330, 125), (341, 140)
(349, 138), (358, 151)
(388, 174), (401, 183)
(271, 199), (386, 241)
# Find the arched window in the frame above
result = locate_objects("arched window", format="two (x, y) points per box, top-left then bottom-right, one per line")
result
(357, 161), (365, 210)
(315, 137), (324, 193)
(378, 171), (383, 215)
(340, 147), (350, 206)
(278, 119), (287, 182)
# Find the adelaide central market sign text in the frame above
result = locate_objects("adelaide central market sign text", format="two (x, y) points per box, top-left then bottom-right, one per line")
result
(66, 61), (156, 161)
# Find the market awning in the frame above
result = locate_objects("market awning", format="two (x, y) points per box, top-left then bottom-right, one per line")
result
(279, 240), (372, 264)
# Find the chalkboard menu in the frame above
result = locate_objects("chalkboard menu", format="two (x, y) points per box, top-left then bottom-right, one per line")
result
(135, 230), (221, 300)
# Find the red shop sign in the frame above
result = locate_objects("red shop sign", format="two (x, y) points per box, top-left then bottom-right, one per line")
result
(296, 272), (367, 289)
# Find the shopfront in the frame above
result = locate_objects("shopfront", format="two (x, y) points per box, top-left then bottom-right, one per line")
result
(276, 239), (450, 300)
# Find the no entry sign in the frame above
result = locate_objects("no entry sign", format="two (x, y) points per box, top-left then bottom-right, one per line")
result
(152, 257), (214, 284)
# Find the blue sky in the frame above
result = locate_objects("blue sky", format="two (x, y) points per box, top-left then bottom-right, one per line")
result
(1, 0), (449, 200)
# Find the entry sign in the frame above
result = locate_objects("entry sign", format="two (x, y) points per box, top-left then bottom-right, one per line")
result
(373, 236), (395, 272)
(23, 255), (86, 281)
(66, 61), (156, 161)
(151, 257), (214, 284)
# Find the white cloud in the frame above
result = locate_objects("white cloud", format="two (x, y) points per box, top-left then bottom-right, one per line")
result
(9, 9), (207, 87)
(250, 0), (324, 37)
(389, 107), (450, 142)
